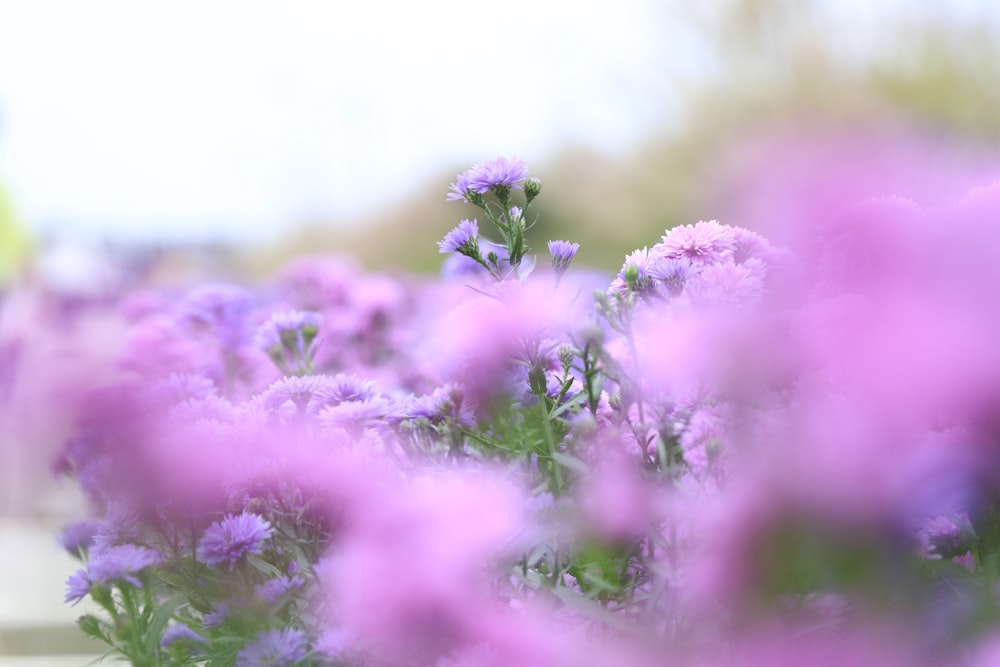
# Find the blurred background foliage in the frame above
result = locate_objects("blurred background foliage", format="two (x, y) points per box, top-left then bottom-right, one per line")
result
(235, 0), (1000, 278)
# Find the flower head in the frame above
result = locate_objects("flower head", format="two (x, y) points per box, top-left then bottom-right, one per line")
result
(88, 544), (165, 587)
(547, 240), (579, 276)
(57, 519), (100, 557)
(609, 247), (657, 297)
(197, 512), (273, 570)
(447, 157), (529, 202)
(256, 575), (306, 605)
(254, 310), (322, 375)
(254, 310), (321, 353)
(178, 283), (256, 348)
(657, 220), (737, 266)
(650, 256), (696, 297)
(65, 569), (91, 604)
(467, 156), (529, 193)
(446, 171), (477, 203)
(438, 219), (480, 254)
(236, 628), (308, 667)
(161, 624), (209, 648)
(259, 375), (333, 414)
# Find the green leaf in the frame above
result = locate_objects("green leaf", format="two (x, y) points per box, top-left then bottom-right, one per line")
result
(143, 596), (183, 656)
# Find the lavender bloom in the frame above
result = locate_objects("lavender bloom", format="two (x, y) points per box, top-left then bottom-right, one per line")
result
(310, 372), (378, 407)
(657, 220), (737, 266)
(259, 375), (334, 414)
(255, 575), (306, 605)
(88, 544), (165, 587)
(731, 225), (774, 265)
(650, 256), (696, 297)
(547, 240), (579, 276)
(438, 219), (479, 254)
(401, 384), (472, 426)
(65, 569), (91, 604)
(686, 260), (765, 307)
(57, 519), (100, 557)
(179, 283), (256, 348)
(447, 157), (530, 201)
(609, 247), (657, 297)
(467, 156), (529, 194)
(161, 623), (208, 648)
(197, 512), (273, 570)
(202, 601), (230, 629)
(446, 170), (477, 202)
(236, 628), (308, 667)
(317, 397), (394, 434)
(92, 504), (141, 554)
(255, 311), (322, 376)
(254, 310), (322, 353)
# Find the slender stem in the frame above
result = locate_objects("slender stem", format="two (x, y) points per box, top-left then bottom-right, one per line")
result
(535, 393), (564, 494)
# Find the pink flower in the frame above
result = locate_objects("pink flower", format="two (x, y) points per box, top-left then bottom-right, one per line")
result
(656, 220), (736, 266)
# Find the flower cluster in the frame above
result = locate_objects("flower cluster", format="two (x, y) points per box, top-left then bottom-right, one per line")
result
(23, 151), (1000, 667)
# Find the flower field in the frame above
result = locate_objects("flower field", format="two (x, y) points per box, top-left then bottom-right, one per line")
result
(10, 150), (1000, 666)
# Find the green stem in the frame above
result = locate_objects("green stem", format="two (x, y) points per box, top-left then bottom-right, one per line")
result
(535, 394), (564, 494)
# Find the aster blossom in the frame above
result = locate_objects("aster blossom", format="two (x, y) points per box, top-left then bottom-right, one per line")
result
(608, 247), (658, 297)
(438, 219), (480, 254)
(197, 512), (273, 570)
(254, 310), (322, 375)
(447, 157), (529, 202)
(236, 628), (308, 667)
(656, 220), (736, 266)
(547, 240), (579, 276)
(88, 544), (165, 587)
(254, 310), (321, 353)
(468, 156), (529, 193)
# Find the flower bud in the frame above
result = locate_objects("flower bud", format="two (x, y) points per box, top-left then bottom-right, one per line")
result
(528, 361), (548, 396)
(524, 177), (542, 204)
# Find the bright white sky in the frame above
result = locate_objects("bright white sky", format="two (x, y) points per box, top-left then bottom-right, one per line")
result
(0, 0), (995, 243)
(0, 0), (681, 242)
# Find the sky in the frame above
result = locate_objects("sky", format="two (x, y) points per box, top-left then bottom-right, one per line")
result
(0, 0), (996, 244)
(0, 0), (680, 243)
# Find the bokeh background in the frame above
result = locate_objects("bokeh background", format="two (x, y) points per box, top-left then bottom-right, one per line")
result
(3, 0), (1000, 283)
(2, 0), (1000, 661)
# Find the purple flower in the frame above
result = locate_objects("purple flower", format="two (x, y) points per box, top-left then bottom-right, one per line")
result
(447, 157), (530, 201)
(438, 219), (479, 254)
(254, 310), (322, 353)
(236, 628), (308, 667)
(310, 372), (379, 407)
(178, 283), (256, 348)
(609, 247), (657, 296)
(197, 512), (273, 570)
(255, 575), (306, 605)
(650, 256), (696, 297)
(686, 260), (765, 307)
(65, 569), (91, 604)
(255, 310), (323, 375)
(202, 601), (230, 629)
(446, 171), (477, 202)
(259, 375), (333, 413)
(401, 384), (472, 426)
(317, 397), (394, 434)
(161, 623), (208, 648)
(57, 519), (100, 557)
(467, 156), (529, 193)
(88, 544), (165, 587)
(547, 240), (579, 276)
(657, 220), (736, 266)
(92, 504), (141, 554)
